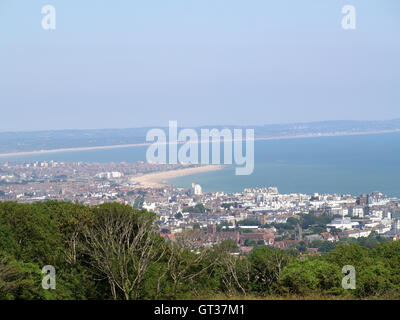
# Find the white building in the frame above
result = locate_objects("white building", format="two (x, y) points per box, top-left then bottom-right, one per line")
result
(351, 206), (364, 218)
(192, 183), (202, 195)
(327, 218), (359, 231)
(341, 229), (371, 239)
(142, 202), (156, 211)
(96, 171), (123, 179)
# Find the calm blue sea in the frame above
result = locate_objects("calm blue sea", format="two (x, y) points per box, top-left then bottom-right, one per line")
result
(3, 132), (400, 197)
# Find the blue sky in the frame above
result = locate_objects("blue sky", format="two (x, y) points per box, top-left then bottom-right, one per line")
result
(0, 0), (399, 131)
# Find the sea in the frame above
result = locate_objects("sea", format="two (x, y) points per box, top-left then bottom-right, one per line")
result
(3, 132), (400, 198)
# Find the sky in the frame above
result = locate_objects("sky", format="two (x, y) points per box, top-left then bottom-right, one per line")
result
(0, 0), (399, 132)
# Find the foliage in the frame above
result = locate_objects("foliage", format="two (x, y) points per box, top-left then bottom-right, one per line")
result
(278, 259), (343, 296)
(182, 203), (207, 213)
(0, 201), (399, 300)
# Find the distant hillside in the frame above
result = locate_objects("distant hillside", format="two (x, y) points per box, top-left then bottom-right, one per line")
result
(1, 119), (400, 154)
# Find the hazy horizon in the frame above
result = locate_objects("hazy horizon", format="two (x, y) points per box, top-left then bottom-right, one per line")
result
(1, 118), (400, 134)
(1, 0), (399, 131)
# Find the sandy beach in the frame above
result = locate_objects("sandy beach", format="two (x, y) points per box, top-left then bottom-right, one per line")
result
(1, 129), (400, 158)
(130, 165), (225, 188)
(0, 143), (151, 158)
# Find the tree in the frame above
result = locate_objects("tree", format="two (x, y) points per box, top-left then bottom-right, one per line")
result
(174, 212), (183, 220)
(247, 247), (292, 294)
(57, 204), (94, 265)
(278, 259), (343, 296)
(213, 241), (250, 296)
(0, 254), (28, 299)
(310, 240), (336, 253)
(81, 204), (159, 300)
(355, 262), (394, 298)
(192, 223), (201, 230)
(0, 252), (53, 300)
(182, 203), (207, 213)
(160, 231), (215, 299)
(133, 196), (144, 209)
(326, 243), (371, 269)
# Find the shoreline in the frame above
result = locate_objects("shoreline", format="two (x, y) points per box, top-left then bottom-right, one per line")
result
(130, 165), (226, 189)
(0, 142), (150, 158)
(1, 129), (400, 158)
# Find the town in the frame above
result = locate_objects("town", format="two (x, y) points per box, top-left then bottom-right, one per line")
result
(1, 160), (399, 256)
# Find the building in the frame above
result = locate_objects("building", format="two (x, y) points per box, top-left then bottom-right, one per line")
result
(350, 206), (364, 218)
(320, 232), (339, 242)
(239, 232), (275, 246)
(192, 183), (202, 195)
(340, 229), (371, 239)
(327, 218), (359, 231)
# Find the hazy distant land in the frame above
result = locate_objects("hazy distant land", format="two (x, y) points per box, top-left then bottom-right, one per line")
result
(1, 119), (400, 157)
(0, 128), (400, 158)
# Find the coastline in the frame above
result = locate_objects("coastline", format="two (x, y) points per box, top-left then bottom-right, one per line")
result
(0, 142), (150, 158)
(130, 165), (226, 189)
(1, 129), (400, 158)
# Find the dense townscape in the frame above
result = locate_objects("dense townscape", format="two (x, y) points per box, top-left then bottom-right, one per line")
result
(0, 161), (187, 204)
(1, 160), (400, 257)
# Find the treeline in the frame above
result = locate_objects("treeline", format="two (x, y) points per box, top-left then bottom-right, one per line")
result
(0, 201), (399, 300)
